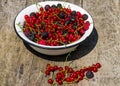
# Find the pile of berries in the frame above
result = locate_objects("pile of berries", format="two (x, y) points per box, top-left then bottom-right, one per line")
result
(45, 63), (101, 85)
(23, 3), (90, 46)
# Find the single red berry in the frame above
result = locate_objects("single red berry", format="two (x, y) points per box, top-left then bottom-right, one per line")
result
(54, 65), (58, 70)
(65, 66), (69, 71)
(58, 80), (63, 85)
(49, 67), (55, 72)
(79, 29), (85, 35)
(69, 68), (74, 73)
(93, 67), (98, 72)
(70, 77), (75, 81)
(55, 78), (60, 82)
(65, 77), (71, 82)
(48, 79), (53, 84)
(45, 70), (50, 75)
(96, 63), (101, 68)
(58, 67), (63, 71)
(56, 73), (62, 79)
(46, 64), (51, 68)
(79, 69), (85, 74)
(79, 75), (83, 80)
(40, 7), (44, 11)
(80, 72), (85, 77)
(24, 15), (29, 19)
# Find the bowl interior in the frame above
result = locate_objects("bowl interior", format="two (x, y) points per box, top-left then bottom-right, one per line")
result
(14, 1), (93, 49)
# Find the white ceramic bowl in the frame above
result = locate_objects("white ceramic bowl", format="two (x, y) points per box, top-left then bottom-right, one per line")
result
(14, 1), (93, 55)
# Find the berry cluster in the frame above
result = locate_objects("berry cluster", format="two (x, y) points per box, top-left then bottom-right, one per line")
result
(45, 63), (101, 85)
(23, 3), (90, 46)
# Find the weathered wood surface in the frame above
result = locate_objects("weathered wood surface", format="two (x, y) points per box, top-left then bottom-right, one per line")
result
(0, 0), (120, 86)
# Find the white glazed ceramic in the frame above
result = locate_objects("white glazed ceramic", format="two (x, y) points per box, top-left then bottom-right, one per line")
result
(14, 1), (94, 55)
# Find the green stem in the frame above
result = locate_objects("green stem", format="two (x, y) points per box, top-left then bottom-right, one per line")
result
(16, 23), (24, 31)
(64, 51), (71, 66)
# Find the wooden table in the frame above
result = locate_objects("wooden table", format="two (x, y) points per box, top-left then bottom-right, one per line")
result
(0, 0), (120, 86)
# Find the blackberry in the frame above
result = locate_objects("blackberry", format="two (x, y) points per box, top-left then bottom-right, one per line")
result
(58, 11), (66, 19)
(71, 11), (76, 16)
(30, 12), (36, 17)
(82, 14), (88, 20)
(41, 31), (48, 39)
(45, 5), (51, 11)
(57, 3), (62, 8)
(86, 71), (94, 79)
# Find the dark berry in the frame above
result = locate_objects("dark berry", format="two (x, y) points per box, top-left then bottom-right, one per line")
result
(41, 31), (48, 39)
(58, 11), (66, 19)
(25, 32), (35, 41)
(51, 4), (57, 8)
(30, 12), (36, 17)
(71, 11), (76, 16)
(82, 14), (88, 20)
(57, 3), (62, 8)
(45, 5), (51, 11)
(86, 71), (94, 79)
(72, 22), (77, 30)
(70, 16), (76, 22)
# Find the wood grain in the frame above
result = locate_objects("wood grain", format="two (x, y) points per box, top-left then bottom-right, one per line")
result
(0, 0), (120, 86)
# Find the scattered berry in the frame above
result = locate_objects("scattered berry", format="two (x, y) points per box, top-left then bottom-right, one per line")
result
(48, 79), (54, 84)
(86, 71), (94, 79)
(45, 63), (101, 85)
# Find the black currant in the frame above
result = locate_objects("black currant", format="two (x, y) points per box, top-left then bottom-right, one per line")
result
(30, 12), (36, 17)
(86, 71), (94, 79)
(71, 11), (76, 16)
(58, 11), (66, 19)
(57, 3), (62, 8)
(45, 5), (51, 11)
(72, 22), (77, 30)
(70, 16), (76, 22)
(41, 31), (48, 39)
(51, 4), (57, 8)
(82, 14), (88, 20)
(25, 32), (35, 41)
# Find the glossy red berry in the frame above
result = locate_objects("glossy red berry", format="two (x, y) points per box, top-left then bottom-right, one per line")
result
(48, 79), (53, 84)
(96, 63), (101, 68)
(93, 67), (98, 72)
(58, 80), (63, 85)
(58, 67), (63, 71)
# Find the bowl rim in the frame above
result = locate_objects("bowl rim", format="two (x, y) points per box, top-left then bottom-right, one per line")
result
(14, 1), (94, 50)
